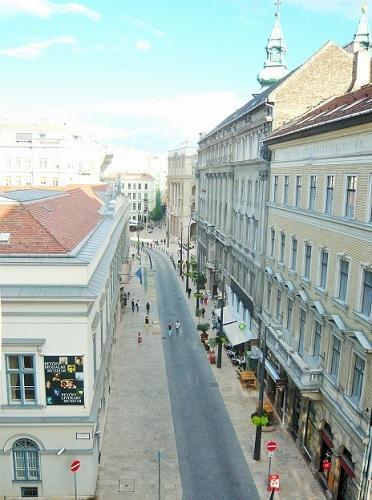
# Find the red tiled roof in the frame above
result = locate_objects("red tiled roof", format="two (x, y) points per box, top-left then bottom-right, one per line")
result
(0, 188), (103, 254)
(268, 84), (372, 141)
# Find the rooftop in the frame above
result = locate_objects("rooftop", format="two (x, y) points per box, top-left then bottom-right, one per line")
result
(0, 186), (103, 254)
(267, 83), (372, 142)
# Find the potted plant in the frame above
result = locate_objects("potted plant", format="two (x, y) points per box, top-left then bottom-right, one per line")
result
(197, 322), (210, 343)
(250, 411), (275, 431)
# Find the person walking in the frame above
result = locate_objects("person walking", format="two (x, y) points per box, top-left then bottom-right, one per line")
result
(146, 301), (150, 314)
(137, 332), (142, 344)
(204, 293), (208, 306)
(187, 287), (192, 299)
(201, 307), (206, 319)
(136, 300), (140, 312)
(168, 324), (172, 337)
(131, 299), (135, 312)
(145, 315), (149, 330)
(175, 320), (180, 334)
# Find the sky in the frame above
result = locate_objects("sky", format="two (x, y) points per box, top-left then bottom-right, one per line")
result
(0, 0), (368, 154)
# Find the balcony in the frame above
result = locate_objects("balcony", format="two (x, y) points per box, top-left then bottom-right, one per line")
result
(265, 326), (323, 393)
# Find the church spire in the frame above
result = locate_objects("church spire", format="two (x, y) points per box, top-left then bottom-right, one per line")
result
(353, 1), (370, 51)
(257, 1), (288, 89)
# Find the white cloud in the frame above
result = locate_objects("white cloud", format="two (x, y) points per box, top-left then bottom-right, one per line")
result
(134, 39), (152, 52)
(0, 36), (76, 59)
(122, 16), (166, 38)
(0, 0), (101, 21)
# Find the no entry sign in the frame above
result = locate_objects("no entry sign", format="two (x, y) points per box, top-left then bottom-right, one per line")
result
(70, 460), (81, 473)
(266, 440), (278, 453)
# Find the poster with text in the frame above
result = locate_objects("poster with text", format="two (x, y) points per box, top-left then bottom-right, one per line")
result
(44, 356), (84, 405)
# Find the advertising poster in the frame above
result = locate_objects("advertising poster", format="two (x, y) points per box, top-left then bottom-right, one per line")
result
(44, 356), (84, 405)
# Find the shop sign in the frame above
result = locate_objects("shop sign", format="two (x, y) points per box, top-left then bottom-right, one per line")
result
(44, 356), (84, 405)
(322, 459), (331, 471)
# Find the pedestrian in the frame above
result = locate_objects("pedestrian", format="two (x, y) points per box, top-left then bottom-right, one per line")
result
(132, 253), (135, 259)
(201, 307), (206, 319)
(187, 287), (192, 298)
(168, 324), (172, 337)
(131, 299), (135, 312)
(204, 293), (208, 306)
(146, 301), (150, 314)
(145, 315), (149, 325)
(136, 300), (140, 312)
(127, 291), (130, 299)
(137, 332), (142, 344)
(200, 295), (204, 306)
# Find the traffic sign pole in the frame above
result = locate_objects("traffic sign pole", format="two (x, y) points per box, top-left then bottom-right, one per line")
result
(74, 472), (77, 500)
(70, 459), (80, 500)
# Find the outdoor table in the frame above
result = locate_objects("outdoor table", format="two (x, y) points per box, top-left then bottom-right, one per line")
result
(256, 399), (274, 414)
(239, 370), (257, 389)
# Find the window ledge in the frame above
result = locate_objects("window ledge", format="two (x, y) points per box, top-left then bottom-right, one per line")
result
(353, 311), (372, 326)
(12, 480), (41, 484)
(1, 404), (44, 410)
(315, 286), (328, 297)
(344, 395), (363, 413)
(331, 297), (349, 311)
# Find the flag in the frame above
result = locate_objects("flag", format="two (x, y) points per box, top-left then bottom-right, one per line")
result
(135, 267), (143, 285)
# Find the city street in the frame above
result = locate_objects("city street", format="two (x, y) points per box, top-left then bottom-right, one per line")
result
(152, 249), (260, 500)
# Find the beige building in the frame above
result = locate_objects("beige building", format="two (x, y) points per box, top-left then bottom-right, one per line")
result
(167, 145), (197, 241)
(262, 84), (372, 499)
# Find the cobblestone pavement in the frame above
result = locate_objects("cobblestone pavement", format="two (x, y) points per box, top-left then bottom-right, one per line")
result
(95, 247), (182, 499)
(96, 226), (324, 500)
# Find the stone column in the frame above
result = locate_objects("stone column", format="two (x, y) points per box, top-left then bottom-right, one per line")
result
(226, 173), (233, 235)
(221, 174), (227, 231)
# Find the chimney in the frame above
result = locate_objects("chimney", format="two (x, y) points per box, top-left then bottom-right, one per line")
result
(351, 50), (371, 90)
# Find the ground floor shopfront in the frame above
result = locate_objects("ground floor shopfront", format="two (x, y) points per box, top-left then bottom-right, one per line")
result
(264, 348), (365, 500)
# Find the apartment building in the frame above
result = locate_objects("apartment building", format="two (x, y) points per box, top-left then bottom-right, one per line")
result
(167, 145), (197, 240)
(0, 122), (106, 188)
(0, 185), (130, 498)
(196, 3), (358, 347)
(262, 84), (372, 499)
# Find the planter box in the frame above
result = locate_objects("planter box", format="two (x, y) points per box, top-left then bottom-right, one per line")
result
(208, 352), (216, 364)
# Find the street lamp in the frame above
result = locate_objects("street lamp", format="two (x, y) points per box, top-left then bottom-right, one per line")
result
(216, 274), (225, 369)
(253, 323), (267, 461)
(185, 215), (194, 293)
(179, 223), (183, 277)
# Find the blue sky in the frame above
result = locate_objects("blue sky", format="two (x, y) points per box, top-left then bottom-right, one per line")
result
(0, 0), (368, 153)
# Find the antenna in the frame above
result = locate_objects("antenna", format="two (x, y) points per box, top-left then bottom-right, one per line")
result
(275, 0), (282, 16)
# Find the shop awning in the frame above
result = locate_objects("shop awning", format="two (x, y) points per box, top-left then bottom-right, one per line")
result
(265, 359), (280, 381)
(215, 307), (236, 326)
(223, 322), (255, 347)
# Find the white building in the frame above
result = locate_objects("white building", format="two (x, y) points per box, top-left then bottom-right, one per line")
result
(0, 185), (130, 499)
(167, 145), (197, 240)
(0, 121), (106, 188)
(104, 172), (157, 228)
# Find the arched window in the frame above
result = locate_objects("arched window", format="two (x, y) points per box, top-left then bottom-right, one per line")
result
(13, 439), (40, 480)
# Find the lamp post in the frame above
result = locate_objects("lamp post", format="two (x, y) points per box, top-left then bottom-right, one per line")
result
(217, 274), (225, 369)
(195, 219), (200, 317)
(253, 323), (267, 461)
(185, 215), (193, 292)
(179, 223), (183, 277)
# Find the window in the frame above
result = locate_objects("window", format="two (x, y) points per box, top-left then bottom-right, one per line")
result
(319, 250), (328, 289)
(304, 244), (312, 279)
(276, 289), (282, 320)
(280, 233), (285, 263)
(40, 178), (46, 185)
(295, 175), (302, 207)
(132, 203), (136, 210)
(133, 183), (137, 190)
(133, 193), (136, 200)
(138, 183), (141, 190)
(309, 175), (317, 211)
(291, 238), (298, 271)
(273, 175), (278, 202)
(16, 177), (22, 185)
(21, 487), (39, 497)
(330, 336), (341, 378)
(299, 309), (306, 356)
(361, 270), (372, 317)
(6, 355), (36, 405)
(144, 183), (148, 190)
(249, 271), (255, 296)
(345, 175), (357, 218)
(313, 322), (321, 358)
(5, 176), (11, 186)
(286, 298), (293, 331)
(254, 180), (259, 207)
(13, 439), (40, 480)
(247, 180), (252, 204)
(351, 355), (365, 401)
(338, 259), (349, 302)
(127, 183), (131, 190)
(52, 178), (58, 187)
(325, 175), (335, 214)
(267, 283), (272, 309)
(138, 203), (141, 211)
(270, 229), (275, 257)
(252, 221), (258, 251)
(283, 175), (289, 204)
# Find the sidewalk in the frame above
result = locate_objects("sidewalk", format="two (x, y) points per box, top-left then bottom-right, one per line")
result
(143, 226), (323, 500)
(95, 247), (182, 499)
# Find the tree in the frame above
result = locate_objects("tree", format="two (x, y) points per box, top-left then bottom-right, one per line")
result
(149, 189), (164, 221)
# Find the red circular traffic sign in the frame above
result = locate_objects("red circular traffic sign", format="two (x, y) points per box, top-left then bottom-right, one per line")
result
(266, 440), (278, 453)
(70, 460), (81, 473)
